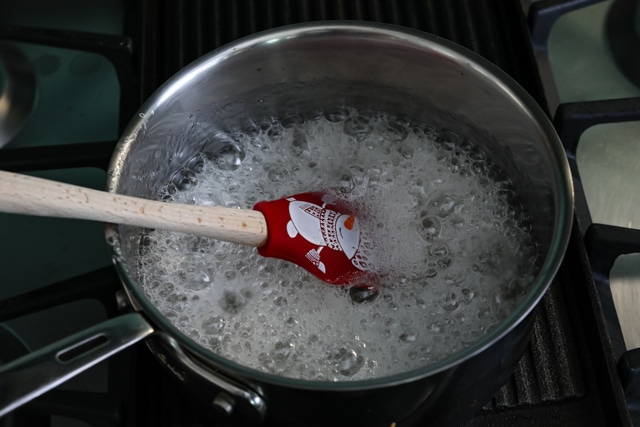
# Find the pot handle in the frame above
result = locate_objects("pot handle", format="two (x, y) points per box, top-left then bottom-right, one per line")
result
(0, 312), (153, 417)
(147, 332), (267, 423)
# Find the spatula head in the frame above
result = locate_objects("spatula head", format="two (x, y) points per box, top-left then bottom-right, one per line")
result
(253, 192), (371, 285)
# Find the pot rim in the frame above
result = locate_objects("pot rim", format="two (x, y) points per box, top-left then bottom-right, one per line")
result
(106, 20), (574, 391)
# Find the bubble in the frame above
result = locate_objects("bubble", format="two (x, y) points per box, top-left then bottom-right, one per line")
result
(397, 144), (415, 159)
(157, 282), (175, 298)
(424, 268), (438, 278)
(468, 146), (487, 162)
(243, 121), (261, 138)
(343, 115), (373, 142)
(219, 291), (247, 314)
(443, 272), (466, 286)
(470, 161), (487, 176)
(274, 296), (288, 307)
(258, 348), (292, 375)
(138, 234), (157, 256)
(166, 292), (188, 310)
(281, 114), (305, 128)
(324, 106), (350, 122)
(427, 194), (463, 218)
(449, 215), (465, 229)
(428, 322), (444, 333)
(203, 134), (246, 171)
(202, 316), (226, 335)
(257, 118), (273, 131)
(380, 119), (409, 143)
(458, 139), (474, 154)
(434, 129), (462, 151)
(442, 292), (459, 311)
(349, 165), (367, 187)
(184, 269), (211, 290)
(454, 312), (466, 323)
(291, 129), (309, 157)
(265, 163), (290, 182)
(445, 156), (462, 174)
(472, 247), (502, 276)
(329, 346), (365, 377)
(170, 168), (198, 191)
(418, 215), (441, 241)
(267, 123), (285, 142)
(285, 316), (298, 327)
(429, 242), (450, 259)
(348, 284), (379, 304)
(460, 288), (476, 305)
(303, 108), (324, 122)
(186, 154), (205, 173)
(399, 328), (418, 342)
(274, 339), (294, 357)
(412, 124), (437, 139)
(367, 167), (382, 186)
(337, 172), (353, 191)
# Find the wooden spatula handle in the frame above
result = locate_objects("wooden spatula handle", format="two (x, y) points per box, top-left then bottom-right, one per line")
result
(0, 170), (268, 247)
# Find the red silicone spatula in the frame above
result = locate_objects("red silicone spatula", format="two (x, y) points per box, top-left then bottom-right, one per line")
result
(0, 170), (370, 285)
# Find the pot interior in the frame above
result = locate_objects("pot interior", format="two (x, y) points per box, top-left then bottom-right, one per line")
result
(107, 22), (572, 385)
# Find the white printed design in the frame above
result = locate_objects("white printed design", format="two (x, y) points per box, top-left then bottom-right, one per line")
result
(285, 197), (366, 274)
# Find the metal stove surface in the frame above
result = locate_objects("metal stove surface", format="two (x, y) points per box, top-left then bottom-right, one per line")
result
(530, 0), (640, 351)
(0, 0), (638, 426)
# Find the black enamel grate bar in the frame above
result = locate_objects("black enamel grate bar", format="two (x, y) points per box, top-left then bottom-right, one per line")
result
(0, 141), (116, 172)
(119, 1), (627, 426)
(491, 281), (585, 409)
(0, 0), (628, 426)
(0, 267), (121, 323)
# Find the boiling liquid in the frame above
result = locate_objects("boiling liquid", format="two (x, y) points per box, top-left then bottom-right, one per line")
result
(134, 109), (539, 381)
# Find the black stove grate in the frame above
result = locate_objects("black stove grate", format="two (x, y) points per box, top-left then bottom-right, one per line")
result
(119, 0), (632, 426)
(0, 0), (637, 426)
(124, 0), (547, 114)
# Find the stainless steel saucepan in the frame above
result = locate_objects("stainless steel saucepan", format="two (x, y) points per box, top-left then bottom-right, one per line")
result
(0, 22), (573, 427)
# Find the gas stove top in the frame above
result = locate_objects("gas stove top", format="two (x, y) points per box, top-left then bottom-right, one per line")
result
(0, 1), (638, 426)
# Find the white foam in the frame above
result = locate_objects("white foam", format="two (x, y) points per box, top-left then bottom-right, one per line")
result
(134, 109), (539, 381)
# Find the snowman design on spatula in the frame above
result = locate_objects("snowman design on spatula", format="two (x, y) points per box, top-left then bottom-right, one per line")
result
(286, 197), (363, 275)
(254, 192), (370, 284)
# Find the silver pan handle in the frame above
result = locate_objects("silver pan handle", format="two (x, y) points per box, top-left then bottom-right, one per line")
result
(148, 332), (268, 423)
(0, 312), (154, 417)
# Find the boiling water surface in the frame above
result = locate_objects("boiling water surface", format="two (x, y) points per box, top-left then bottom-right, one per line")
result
(134, 108), (539, 381)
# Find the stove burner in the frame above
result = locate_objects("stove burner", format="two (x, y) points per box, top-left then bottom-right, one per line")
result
(0, 42), (36, 148)
(1, 0), (638, 425)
